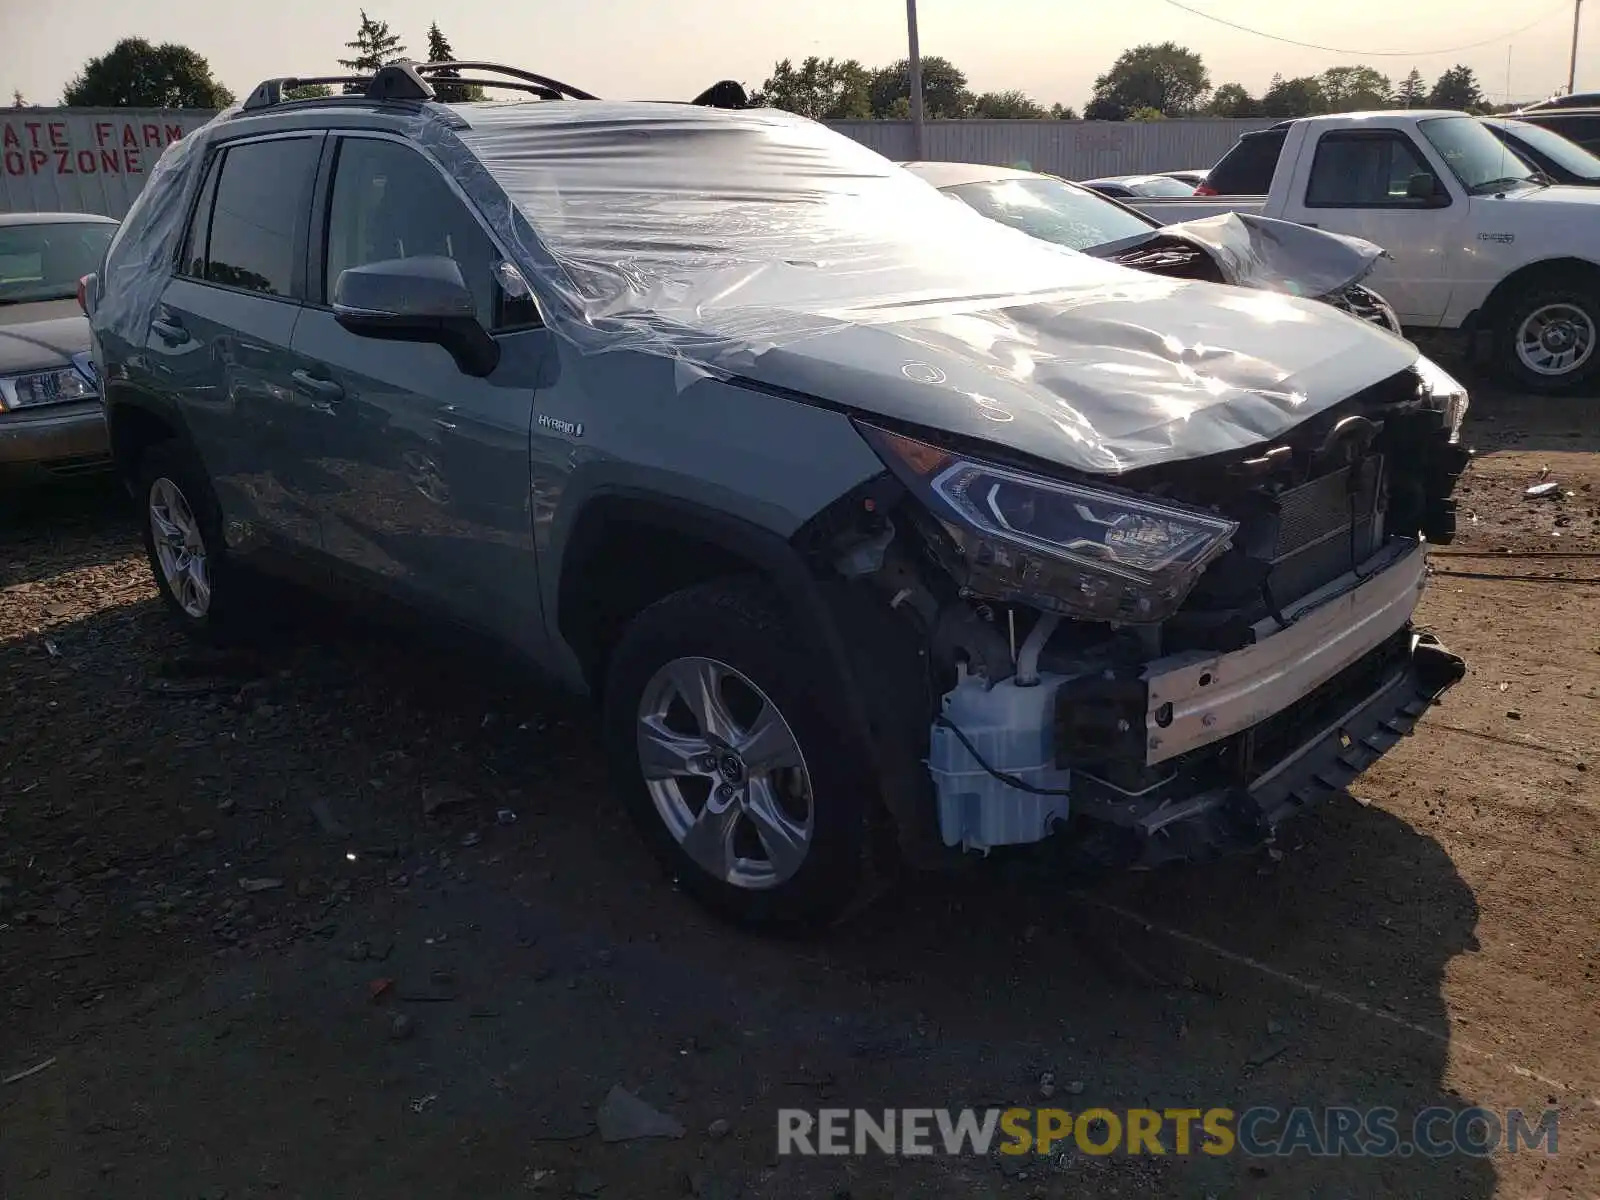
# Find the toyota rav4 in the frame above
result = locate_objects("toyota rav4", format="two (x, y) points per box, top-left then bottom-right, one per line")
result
(88, 62), (1470, 926)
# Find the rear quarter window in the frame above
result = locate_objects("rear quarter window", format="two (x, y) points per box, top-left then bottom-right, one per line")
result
(1206, 130), (1285, 194)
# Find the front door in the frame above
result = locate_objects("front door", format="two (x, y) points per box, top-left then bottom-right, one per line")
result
(288, 133), (551, 652)
(1280, 127), (1464, 327)
(145, 132), (329, 555)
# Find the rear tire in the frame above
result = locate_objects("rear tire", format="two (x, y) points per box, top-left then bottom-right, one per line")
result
(1494, 276), (1600, 395)
(137, 440), (248, 642)
(601, 578), (879, 929)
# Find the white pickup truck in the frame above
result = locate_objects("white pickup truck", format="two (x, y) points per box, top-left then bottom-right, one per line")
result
(1125, 110), (1600, 394)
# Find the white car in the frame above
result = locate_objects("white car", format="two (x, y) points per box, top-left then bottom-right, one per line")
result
(1123, 110), (1600, 393)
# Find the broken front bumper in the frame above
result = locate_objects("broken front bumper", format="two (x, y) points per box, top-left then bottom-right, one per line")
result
(929, 539), (1465, 861)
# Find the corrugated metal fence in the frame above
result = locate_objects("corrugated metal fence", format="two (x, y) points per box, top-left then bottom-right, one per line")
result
(0, 109), (1276, 217)
(1, 108), (214, 217)
(826, 118), (1277, 178)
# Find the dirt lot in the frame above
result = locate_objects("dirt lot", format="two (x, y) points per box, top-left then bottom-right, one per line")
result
(2, 372), (1597, 1199)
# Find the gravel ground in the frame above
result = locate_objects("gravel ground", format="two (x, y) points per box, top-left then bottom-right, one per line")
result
(1, 375), (1597, 1199)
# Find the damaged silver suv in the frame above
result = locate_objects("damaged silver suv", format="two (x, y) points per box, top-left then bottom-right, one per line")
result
(89, 62), (1470, 926)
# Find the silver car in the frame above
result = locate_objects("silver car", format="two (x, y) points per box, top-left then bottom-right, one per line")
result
(0, 211), (117, 483)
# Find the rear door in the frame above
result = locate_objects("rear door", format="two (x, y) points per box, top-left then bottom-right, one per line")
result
(144, 132), (327, 553)
(1276, 127), (1464, 325)
(288, 132), (552, 652)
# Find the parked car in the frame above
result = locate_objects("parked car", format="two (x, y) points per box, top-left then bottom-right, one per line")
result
(1081, 173), (1198, 198)
(1479, 117), (1600, 187)
(1507, 103), (1600, 153)
(902, 161), (1403, 333)
(89, 63), (1468, 927)
(1130, 110), (1600, 393)
(1160, 169), (1209, 188)
(0, 211), (117, 483)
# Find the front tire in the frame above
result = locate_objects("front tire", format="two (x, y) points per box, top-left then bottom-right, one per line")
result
(601, 579), (877, 928)
(1494, 277), (1600, 395)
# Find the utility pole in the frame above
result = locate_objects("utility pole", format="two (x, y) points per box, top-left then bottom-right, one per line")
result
(1571, 0), (1585, 94)
(907, 0), (926, 160)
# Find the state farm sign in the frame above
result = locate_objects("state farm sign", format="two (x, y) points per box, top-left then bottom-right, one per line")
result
(2, 115), (189, 179)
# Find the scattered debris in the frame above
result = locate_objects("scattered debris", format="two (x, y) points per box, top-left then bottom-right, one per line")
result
(239, 878), (284, 893)
(496, 808), (519, 825)
(1246, 1040), (1290, 1069)
(369, 978), (395, 1002)
(409, 1092), (438, 1114)
(1507, 710), (1523, 720)
(1037, 1071), (1056, 1099)
(3, 1056), (57, 1085)
(217, 797), (237, 815)
(598, 1085), (686, 1142)
(1066, 1080), (1085, 1096)
(707, 1118), (731, 1140)
(308, 797), (350, 838)
(1266, 1018), (1285, 1036)
(572, 1172), (605, 1197)
(1525, 482), (1561, 499)
(460, 831), (481, 848)
(388, 1013), (415, 1041)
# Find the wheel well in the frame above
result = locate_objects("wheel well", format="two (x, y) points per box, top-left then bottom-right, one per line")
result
(557, 509), (772, 692)
(107, 400), (178, 488)
(1473, 257), (1600, 328)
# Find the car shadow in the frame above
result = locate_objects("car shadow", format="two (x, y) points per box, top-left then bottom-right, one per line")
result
(0, 475), (138, 587)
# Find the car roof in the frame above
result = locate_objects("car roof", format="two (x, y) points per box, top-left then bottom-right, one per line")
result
(899, 160), (1048, 187)
(0, 211), (119, 226)
(1082, 175), (1165, 186)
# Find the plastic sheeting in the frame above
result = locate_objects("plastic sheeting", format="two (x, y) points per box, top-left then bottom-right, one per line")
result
(95, 100), (1423, 474)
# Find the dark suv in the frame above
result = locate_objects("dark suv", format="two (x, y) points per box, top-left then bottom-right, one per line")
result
(88, 62), (1468, 927)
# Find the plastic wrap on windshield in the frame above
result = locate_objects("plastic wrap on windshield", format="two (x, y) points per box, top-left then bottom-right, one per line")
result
(94, 106), (239, 349)
(1150, 212), (1387, 299)
(96, 100), (1421, 475)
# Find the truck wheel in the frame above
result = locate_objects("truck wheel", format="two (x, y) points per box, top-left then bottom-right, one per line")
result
(1495, 277), (1600, 394)
(138, 441), (248, 642)
(601, 579), (877, 928)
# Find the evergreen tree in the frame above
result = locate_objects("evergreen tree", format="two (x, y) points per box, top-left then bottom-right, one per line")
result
(338, 10), (406, 93)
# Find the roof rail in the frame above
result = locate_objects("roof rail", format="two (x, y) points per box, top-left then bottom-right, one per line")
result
(241, 60), (597, 113)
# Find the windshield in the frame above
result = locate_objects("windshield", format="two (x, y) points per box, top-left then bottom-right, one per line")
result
(1418, 116), (1539, 193)
(0, 221), (115, 305)
(945, 177), (1156, 251)
(1496, 120), (1600, 180)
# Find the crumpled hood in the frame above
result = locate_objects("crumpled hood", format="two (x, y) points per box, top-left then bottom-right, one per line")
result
(0, 300), (91, 374)
(733, 271), (1419, 474)
(1135, 212), (1387, 298)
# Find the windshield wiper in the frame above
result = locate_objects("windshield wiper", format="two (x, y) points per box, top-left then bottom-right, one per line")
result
(1470, 176), (1543, 194)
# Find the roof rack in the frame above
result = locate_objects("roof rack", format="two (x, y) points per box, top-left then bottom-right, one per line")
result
(242, 60), (597, 112)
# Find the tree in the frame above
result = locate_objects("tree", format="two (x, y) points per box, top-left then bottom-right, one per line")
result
(284, 83), (333, 100)
(10, 89), (26, 107)
(868, 56), (973, 119)
(1429, 65), (1485, 112)
(424, 22), (483, 102)
(1207, 83), (1258, 117)
(1260, 74), (1326, 118)
(972, 90), (1048, 119)
(338, 10), (406, 92)
(1048, 102), (1079, 120)
(1128, 106), (1166, 121)
(63, 38), (234, 108)
(752, 57), (872, 119)
(1086, 42), (1210, 120)
(1394, 69), (1427, 108)
(1319, 65), (1391, 112)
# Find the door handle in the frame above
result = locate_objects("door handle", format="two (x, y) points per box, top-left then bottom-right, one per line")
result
(291, 370), (345, 404)
(151, 316), (187, 345)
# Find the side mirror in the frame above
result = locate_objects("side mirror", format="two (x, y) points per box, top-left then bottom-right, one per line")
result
(1405, 172), (1445, 203)
(332, 256), (500, 377)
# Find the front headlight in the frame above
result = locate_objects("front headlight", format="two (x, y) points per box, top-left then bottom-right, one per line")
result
(858, 424), (1238, 624)
(0, 364), (98, 412)
(1414, 354), (1469, 443)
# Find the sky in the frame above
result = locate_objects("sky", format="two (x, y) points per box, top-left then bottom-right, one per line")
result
(2, 0), (1593, 110)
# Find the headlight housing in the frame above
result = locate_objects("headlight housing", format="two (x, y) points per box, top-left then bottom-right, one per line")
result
(0, 363), (98, 412)
(858, 424), (1238, 624)
(1414, 354), (1469, 443)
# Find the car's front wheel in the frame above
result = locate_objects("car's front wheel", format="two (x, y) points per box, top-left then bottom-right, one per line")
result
(602, 579), (877, 928)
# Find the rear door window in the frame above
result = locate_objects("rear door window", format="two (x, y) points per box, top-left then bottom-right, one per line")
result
(178, 155), (220, 279)
(200, 137), (320, 298)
